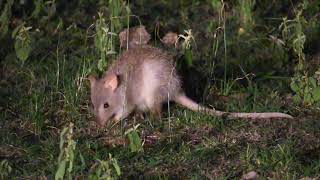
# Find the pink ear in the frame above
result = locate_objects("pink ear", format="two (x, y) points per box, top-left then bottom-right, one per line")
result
(104, 74), (119, 91)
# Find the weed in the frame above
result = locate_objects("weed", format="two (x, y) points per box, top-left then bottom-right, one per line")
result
(12, 24), (33, 63)
(280, 3), (307, 72)
(280, 2), (320, 106)
(94, 12), (117, 72)
(125, 124), (143, 153)
(88, 154), (121, 180)
(55, 123), (76, 180)
(290, 73), (320, 105)
(0, 160), (12, 179)
(0, 0), (14, 37)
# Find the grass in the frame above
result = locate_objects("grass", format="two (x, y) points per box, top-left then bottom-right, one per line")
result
(1, 58), (319, 178)
(1, 0), (320, 179)
(1, 43), (320, 178)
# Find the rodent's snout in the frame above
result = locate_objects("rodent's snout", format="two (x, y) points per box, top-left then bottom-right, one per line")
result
(96, 113), (117, 128)
(96, 117), (107, 127)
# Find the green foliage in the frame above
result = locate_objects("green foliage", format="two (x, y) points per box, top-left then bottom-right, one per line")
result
(55, 123), (76, 180)
(279, 2), (320, 105)
(290, 73), (320, 105)
(28, 89), (46, 135)
(94, 12), (117, 72)
(280, 3), (307, 72)
(210, 0), (221, 10)
(88, 154), (121, 180)
(93, 0), (132, 72)
(0, 160), (12, 179)
(12, 23), (33, 62)
(0, 0), (14, 37)
(238, 0), (255, 31)
(109, 0), (123, 33)
(125, 124), (143, 153)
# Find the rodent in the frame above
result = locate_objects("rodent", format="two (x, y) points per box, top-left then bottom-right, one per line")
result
(89, 46), (293, 127)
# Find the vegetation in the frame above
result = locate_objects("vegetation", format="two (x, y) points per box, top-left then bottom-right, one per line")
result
(1, 0), (319, 179)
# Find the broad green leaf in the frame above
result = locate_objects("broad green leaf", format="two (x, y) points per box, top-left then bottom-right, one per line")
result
(312, 87), (320, 101)
(55, 160), (66, 180)
(211, 0), (221, 9)
(292, 95), (301, 104)
(304, 93), (312, 104)
(290, 80), (300, 92)
(309, 77), (317, 87)
(132, 130), (142, 151)
(14, 39), (32, 61)
(127, 133), (135, 152)
(127, 130), (142, 152)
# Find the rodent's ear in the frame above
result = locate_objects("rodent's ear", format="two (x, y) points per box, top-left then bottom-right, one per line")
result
(88, 75), (97, 88)
(104, 74), (120, 91)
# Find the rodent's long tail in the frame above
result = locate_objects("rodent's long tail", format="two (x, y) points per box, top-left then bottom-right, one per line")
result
(174, 94), (293, 119)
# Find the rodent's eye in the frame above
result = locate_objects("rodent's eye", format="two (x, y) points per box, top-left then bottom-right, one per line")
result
(104, 102), (109, 109)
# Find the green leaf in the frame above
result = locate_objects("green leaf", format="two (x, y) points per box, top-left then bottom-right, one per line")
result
(111, 158), (121, 176)
(14, 38), (32, 61)
(312, 87), (320, 101)
(79, 152), (86, 170)
(309, 77), (317, 87)
(55, 160), (66, 180)
(59, 127), (68, 150)
(31, 0), (43, 18)
(304, 93), (313, 104)
(292, 95), (301, 104)
(290, 80), (300, 92)
(211, 0), (221, 9)
(184, 49), (193, 67)
(127, 133), (135, 152)
(67, 150), (74, 173)
(132, 130), (142, 151)
(127, 130), (142, 152)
